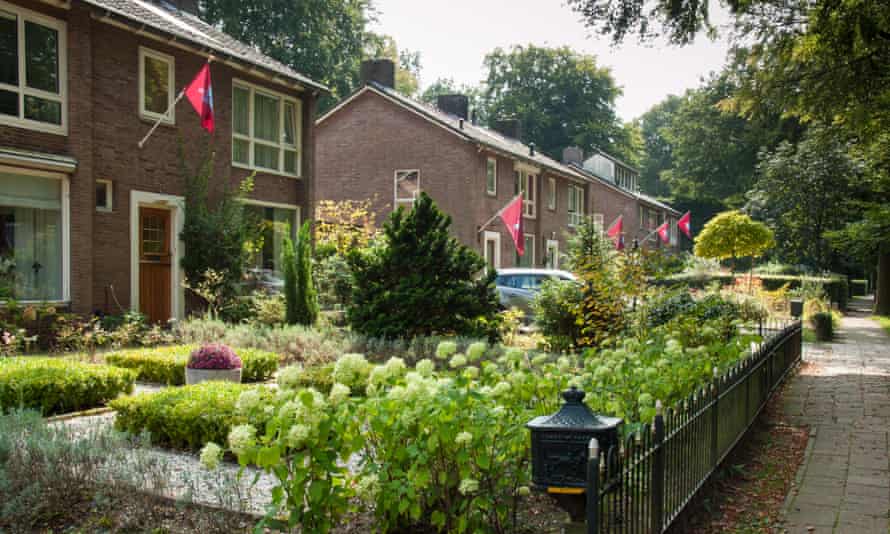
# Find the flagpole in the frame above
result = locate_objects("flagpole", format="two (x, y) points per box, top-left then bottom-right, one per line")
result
(478, 194), (522, 233)
(138, 88), (186, 149)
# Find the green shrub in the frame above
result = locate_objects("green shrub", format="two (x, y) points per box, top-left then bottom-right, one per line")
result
(105, 345), (278, 385)
(533, 278), (584, 352)
(810, 311), (834, 341)
(661, 272), (849, 310)
(111, 382), (272, 450)
(0, 358), (135, 415)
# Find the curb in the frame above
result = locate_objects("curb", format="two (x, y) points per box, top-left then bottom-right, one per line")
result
(46, 406), (115, 422)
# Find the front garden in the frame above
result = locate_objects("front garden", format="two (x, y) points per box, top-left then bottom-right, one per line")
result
(0, 195), (836, 532)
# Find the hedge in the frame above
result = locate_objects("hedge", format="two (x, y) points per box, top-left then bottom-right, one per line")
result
(660, 272), (849, 311)
(0, 358), (136, 416)
(111, 382), (272, 450)
(104, 345), (279, 385)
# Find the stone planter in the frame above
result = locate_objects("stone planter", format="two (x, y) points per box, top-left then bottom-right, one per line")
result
(185, 367), (242, 385)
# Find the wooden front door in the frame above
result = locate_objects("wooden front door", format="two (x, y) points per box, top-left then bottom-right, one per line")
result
(139, 207), (172, 323)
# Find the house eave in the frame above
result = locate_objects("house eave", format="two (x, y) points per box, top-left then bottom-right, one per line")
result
(0, 147), (77, 173)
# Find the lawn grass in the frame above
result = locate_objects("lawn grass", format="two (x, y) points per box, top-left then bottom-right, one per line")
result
(873, 315), (890, 337)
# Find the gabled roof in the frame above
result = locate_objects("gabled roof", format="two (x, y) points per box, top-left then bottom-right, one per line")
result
(83, 0), (328, 93)
(318, 82), (681, 215)
(635, 192), (681, 215)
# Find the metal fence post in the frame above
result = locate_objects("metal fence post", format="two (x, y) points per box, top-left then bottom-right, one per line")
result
(711, 368), (719, 469)
(651, 401), (665, 534)
(587, 438), (599, 534)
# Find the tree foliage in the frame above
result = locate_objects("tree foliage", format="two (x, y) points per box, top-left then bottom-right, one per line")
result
(346, 193), (500, 339)
(481, 44), (633, 162)
(282, 222), (318, 326)
(694, 210), (774, 269)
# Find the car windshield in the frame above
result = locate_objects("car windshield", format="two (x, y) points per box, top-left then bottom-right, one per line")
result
(497, 274), (550, 290)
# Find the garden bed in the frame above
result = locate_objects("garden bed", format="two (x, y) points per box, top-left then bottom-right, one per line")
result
(104, 344), (278, 385)
(0, 357), (136, 416)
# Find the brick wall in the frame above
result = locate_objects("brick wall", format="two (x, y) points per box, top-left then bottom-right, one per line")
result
(0, 0), (316, 315)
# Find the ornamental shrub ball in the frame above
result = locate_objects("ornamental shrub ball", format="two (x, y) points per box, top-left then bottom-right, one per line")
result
(187, 344), (242, 370)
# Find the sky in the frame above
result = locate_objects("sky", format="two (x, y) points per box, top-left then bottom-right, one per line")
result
(368, 0), (733, 121)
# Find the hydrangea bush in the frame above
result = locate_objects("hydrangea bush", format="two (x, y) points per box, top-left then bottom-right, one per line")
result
(187, 344), (242, 370)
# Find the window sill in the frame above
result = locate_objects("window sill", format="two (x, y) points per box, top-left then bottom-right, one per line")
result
(0, 299), (69, 307)
(486, 190), (497, 197)
(0, 115), (67, 136)
(232, 162), (301, 180)
(96, 207), (113, 213)
(139, 113), (175, 127)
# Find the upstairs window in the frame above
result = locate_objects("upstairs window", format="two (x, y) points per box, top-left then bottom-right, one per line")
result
(232, 80), (301, 176)
(593, 213), (604, 234)
(513, 168), (536, 218)
(486, 157), (497, 195)
(568, 184), (584, 227)
(394, 169), (420, 209)
(139, 47), (174, 124)
(547, 177), (556, 210)
(96, 180), (112, 212)
(0, 5), (66, 134)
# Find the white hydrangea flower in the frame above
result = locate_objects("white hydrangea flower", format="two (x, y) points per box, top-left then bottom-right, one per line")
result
(557, 356), (571, 372)
(436, 341), (458, 360)
(388, 385), (408, 402)
(517, 486), (531, 497)
(504, 348), (524, 362)
(356, 473), (380, 500)
(235, 388), (262, 415)
(228, 424), (256, 457)
(455, 431), (472, 445)
(449, 354), (467, 369)
(415, 359), (435, 377)
(491, 405), (506, 417)
(277, 365), (303, 390)
(384, 357), (407, 379)
(463, 366), (479, 380)
(333, 353), (370, 388)
(458, 478), (479, 495)
(368, 365), (388, 387)
(531, 354), (549, 366)
(287, 424), (312, 448)
(329, 382), (351, 404)
(466, 342), (487, 362)
(199, 442), (222, 470)
(491, 381), (511, 397)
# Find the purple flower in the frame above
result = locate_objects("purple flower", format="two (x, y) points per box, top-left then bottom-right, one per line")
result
(187, 343), (242, 370)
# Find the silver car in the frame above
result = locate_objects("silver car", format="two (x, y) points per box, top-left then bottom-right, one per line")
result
(495, 268), (577, 321)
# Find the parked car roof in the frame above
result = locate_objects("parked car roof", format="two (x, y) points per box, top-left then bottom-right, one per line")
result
(496, 268), (576, 280)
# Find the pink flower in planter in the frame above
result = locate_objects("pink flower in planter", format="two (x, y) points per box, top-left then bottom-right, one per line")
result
(187, 343), (242, 370)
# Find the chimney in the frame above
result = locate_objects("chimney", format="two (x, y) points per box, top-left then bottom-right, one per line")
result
(492, 117), (523, 141)
(562, 146), (584, 166)
(360, 59), (396, 89)
(436, 94), (469, 120)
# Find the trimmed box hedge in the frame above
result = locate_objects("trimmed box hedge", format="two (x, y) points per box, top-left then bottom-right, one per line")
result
(110, 382), (272, 450)
(0, 357), (136, 416)
(660, 272), (849, 310)
(104, 345), (278, 385)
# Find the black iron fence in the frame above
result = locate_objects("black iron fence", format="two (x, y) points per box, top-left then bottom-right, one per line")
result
(588, 320), (803, 533)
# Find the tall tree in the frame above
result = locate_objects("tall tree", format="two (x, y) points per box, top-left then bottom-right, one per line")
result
(481, 45), (630, 161)
(200, 0), (373, 110)
(636, 94), (682, 197)
(419, 77), (487, 123)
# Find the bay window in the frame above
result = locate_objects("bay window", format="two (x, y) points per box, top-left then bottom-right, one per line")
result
(0, 171), (66, 301)
(0, 3), (66, 134)
(232, 80), (301, 176)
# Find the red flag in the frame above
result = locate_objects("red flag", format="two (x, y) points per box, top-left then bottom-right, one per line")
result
(656, 222), (670, 243)
(185, 63), (214, 133)
(606, 215), (623, 250)
(499, 195), (524, 256)
(677, 211), (692, 238)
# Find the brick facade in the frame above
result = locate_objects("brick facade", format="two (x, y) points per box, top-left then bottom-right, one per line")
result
(316, 87), (677, 269)
(0, 0), (317, 316)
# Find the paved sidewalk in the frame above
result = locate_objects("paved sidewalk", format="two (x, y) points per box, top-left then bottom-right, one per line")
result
(781, 304), (890, 533)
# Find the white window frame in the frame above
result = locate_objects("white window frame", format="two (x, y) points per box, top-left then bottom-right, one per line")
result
(394, 169), (420, 209)
(486, 157), (497, 196)
(138, 46), (175, 125)
(519, 233), (535, 266)
(96, 179), (112, 212)
(547, 177), (556, 211)
(0, 165), (70, 304)
(568, 184), (584, 227)
(483, 230), (501, 269)
(242, 199), (301, 273)
(231, 78), (302, 178)
(546, 239), (559, 269)
(513, 166), (537, 219)
(593, 213), (604, 234)
(0, 1), (67, 135)
(669, 217), (678, 246)
(129, 190), (184, 320)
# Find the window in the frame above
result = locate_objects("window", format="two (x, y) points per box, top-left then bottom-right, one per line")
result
(245, 203), (299, 275)
(394, 169), (420, 209)
(546, 239), (559, 269)
(0, 4), (66, 134)
(547, 177), (556, 210)
(513, 168), (536, 218)
(483, 231), (500, 268)
(96, 179), (112, 212)
(516, 234), (535, 267)
(232, 80), (301, 176)
(486, 157), (497, 195)
(593, 213), (604, 234)
(669, 217), (678, 246)
(568, 184), (584, 227)
(139, 47), (174, 124)
(0, 171), (66, 301)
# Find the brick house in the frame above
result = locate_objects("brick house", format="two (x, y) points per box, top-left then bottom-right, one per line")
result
(316, 60), (679, 270)
(0, 0), (325, 322)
